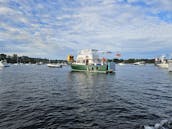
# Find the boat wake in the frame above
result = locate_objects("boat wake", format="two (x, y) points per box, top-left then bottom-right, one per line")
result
(141, 119), (172, 129)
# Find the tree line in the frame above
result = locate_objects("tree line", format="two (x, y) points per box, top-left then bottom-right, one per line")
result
(109, 58), (155, 64)
(0, 54), (67, 64)
(0, 53), (155, 64)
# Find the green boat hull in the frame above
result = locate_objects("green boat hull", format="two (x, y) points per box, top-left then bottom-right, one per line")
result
(71, 64), (113, 73)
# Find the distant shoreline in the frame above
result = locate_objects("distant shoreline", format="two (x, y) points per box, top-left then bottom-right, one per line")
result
(0, 53), (155, 64)
(0, 53), (67, 64)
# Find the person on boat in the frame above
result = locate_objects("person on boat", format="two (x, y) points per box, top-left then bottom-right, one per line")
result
(86, 59), (89, 65)
(101, 57), (106, 65)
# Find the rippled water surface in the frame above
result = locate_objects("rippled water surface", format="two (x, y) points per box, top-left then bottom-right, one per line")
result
(0, 64), (172, 129)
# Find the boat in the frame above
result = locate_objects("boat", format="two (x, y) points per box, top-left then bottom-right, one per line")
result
(0, 61), (4, 67)
(36, 62), (43, 65)
(156, 63), (168, 69)
(47, 63), (62, 68)
(118, 62), (125, 66)
(68, 49), (115, 73)
(133, 61), (145, 65)
(0, 60), (10, 67)
(13, 63), (19, 66)
(155, 56), (168, 69)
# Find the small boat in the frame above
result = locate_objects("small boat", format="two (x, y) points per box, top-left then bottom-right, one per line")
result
(133, 61), (145, 65)
(68, 49), (115, 73)
(36, 62), (43, 65)
(47, 63), (62, 68)
(118, 62), (125, 66)
(0, 60), (10, 67)
(155, 56), (168, 69)
(0, 61), (4, 67)
(13, 63), (19, 66)
(156, 63), (168, 69)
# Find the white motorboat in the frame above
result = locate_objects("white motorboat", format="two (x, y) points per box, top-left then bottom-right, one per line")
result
(155, 56), (168, 69)
(156, 63), (168, 69)
(36, 62), (43, 65)
(13, 63), (19, 66)
(0, 61), (4, 67)
(0, 60), (10, 67)
(133, 61), (145, 65)
(47, 63), (62, 68)
(118, 62), (125, 66)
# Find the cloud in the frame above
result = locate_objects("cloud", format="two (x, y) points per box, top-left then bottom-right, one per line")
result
(0, 0), (172, 59)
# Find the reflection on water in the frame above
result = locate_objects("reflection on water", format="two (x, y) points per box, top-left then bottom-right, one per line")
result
(67, 72), (114, 100)
(0, 64), (172, 129)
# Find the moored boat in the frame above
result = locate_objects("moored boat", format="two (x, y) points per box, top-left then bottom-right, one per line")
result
(47, 63), (62, 68)
(68, 49), (115, 73)
(36, 62), (43, 65)
(133, 61), (145, 65)
(0, 61), (4, 67)
(155, 56), (168, 69)
(0, 60), (10, 67)
(118, 62), (125, 66)
(156, 63), (168, 69)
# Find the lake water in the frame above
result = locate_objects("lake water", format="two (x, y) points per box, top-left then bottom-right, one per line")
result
(0, 64), (172, 129)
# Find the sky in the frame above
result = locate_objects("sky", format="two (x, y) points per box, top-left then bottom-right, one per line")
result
(0, 0), (172, 59)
